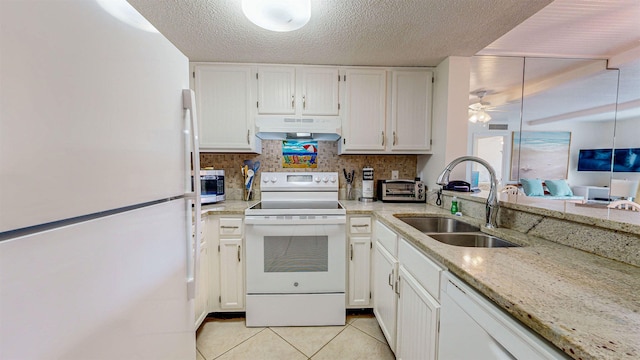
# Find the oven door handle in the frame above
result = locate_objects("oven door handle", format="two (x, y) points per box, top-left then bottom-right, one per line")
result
(244, 217), (346, 225)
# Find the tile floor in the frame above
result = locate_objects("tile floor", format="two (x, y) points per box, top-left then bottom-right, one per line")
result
(196, 313), (395, 360)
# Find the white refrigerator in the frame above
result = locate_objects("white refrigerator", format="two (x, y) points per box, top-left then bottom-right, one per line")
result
(0, 1), (201, 359)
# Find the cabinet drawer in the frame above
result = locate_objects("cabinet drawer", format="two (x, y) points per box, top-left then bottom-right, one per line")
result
(349, 217), (372, 234)
(219, 218), (243, 236)
(375, 221), (398, 256)
(398, 238), (444, 301)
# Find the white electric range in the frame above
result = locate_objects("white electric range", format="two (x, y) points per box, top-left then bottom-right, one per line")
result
(244, 172), (346, 327)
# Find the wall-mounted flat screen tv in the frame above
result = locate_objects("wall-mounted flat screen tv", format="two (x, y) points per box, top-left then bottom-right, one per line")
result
(578, 148), (640, 172)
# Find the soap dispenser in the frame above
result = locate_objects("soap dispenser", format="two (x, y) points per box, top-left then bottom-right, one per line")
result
(450, 196), (458, 214)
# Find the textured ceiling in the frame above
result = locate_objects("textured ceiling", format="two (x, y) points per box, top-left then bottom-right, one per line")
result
(127, 0), (552, 66)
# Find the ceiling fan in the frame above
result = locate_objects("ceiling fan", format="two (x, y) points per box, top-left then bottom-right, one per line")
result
(468, 90), (497, 123)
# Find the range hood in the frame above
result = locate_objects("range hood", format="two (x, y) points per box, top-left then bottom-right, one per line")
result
(255, 117), (342, 141)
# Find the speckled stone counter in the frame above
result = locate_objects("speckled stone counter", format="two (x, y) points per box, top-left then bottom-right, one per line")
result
(342, 201), (639, 360)
(201, 200), (258, 215)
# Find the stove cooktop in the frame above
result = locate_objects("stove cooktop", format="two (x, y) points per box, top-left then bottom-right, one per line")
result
(245, 200), (345, 216)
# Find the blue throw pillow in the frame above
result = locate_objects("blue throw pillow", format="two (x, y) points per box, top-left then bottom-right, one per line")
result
(520, 178), (545, 196)
(545, 179), (573, 196)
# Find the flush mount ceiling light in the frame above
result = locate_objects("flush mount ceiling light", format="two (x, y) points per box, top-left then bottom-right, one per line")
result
(242, 0), (311, 32)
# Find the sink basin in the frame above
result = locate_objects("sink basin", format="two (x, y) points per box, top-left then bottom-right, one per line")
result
(396, 216), (480, 233)
(428, 233), (520, 248)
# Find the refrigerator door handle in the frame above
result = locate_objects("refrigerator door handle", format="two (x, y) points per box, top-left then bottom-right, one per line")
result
(183, 89), (201, 300)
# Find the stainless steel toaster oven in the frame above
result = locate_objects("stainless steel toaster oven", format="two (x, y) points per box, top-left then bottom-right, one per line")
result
(377, 179), (426, 202)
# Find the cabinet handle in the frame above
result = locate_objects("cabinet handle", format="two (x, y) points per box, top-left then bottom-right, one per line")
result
(303, 95), (306, 109)
(393, 131), (397, 145)
(381, 131), (385, 146)
(388, 269), (394, 287)
(238, 245), (241, 262)
(291, 95), (295, 109)
(395, 276), (401, 297)
(350, 244), (353, 260)
(352, 224), (369, 228)
(246, 129), (250, 144)
(220, 225), (239, 229)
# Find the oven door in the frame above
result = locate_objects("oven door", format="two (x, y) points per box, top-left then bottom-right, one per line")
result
(245, 216), (346, 294)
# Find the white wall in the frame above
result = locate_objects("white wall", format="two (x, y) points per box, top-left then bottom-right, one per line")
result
(418, 56), (470, 190)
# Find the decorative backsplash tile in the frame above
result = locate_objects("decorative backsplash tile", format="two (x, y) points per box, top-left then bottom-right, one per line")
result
(201, 140), (418, 200)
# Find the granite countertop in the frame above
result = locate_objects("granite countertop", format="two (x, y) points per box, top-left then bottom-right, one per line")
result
(201, 200), (259, 215)
(201, 199), (640, 360)
(364, 206), (639, 360)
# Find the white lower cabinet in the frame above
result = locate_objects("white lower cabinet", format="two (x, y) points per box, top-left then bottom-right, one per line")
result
(195, 218), (208, 329)
(219, 238), (243, 309)
(373, 241), (399, 351)
(348, 235), (371, 306)
(348, 216), (372, 307)
(208, 216), (245, 312)
(372, 220), (444, 357)
(396, 265), (440, 360)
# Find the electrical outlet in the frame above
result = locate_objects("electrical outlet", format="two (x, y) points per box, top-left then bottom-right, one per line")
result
(391, 170), (399, 180)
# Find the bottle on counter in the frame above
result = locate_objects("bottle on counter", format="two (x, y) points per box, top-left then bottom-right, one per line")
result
(450, 196), (458, 214)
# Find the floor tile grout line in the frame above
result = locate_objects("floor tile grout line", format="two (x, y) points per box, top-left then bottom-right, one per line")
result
(196, 347), (206, 360)
(210, 327), (268, 360)
(307, 324), (351, 359)
(198, 315), (387, 359)
(349, 321), (393, 347)
(267, 327), (314, 359)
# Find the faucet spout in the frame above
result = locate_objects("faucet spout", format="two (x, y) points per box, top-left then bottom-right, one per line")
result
(436, 156), (498, 228)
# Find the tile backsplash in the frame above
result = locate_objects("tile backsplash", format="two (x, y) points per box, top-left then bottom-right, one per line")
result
(201, 140), (418, 200)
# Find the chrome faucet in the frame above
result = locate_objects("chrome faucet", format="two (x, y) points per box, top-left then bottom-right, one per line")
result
(436, 156), (498, 228)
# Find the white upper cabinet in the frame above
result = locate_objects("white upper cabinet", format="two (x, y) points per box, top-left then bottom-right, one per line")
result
(391, 70), (433, 152)
(339, 68), (387, 153)
(339, 68), (433, 154)
(257, 66), (296, 115)
(300, 67), (340, 116)
(257, 66), (339, 116)
(193, 64), (261, 153)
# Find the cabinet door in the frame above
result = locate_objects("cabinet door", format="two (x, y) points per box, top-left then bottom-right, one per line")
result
(301, 67), (339, 116)
(341, 69), (387, 153)
(194, 65), (258, 152)
(258, 66), (296, 115)
(219, 238), (244, 310)
(373, 242), (398, 352)
(391, 71), (433, 152)
(396, 266), (440, 360)
(195, 238), (209, 329)
(348, 235), (371, 306)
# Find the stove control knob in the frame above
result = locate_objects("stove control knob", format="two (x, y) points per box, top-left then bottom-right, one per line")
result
(270, 176), (277, 183)
(314, 177), (321, 183)
(322, 177), (329, 183)
(329, 176), (337, 183)
(262, 177), (269, 183)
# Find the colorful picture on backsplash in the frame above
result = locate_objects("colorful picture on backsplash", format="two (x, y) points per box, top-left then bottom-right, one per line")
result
(282, 140), (317, 168)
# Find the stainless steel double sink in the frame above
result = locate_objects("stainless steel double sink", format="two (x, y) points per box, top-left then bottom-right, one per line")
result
(395, 216), (519, 248)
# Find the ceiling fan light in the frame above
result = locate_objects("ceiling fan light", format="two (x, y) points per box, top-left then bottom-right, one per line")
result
(468, 111), (479, 123)
(242, 0), (311, 32)
(477, 110), (492, 123)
